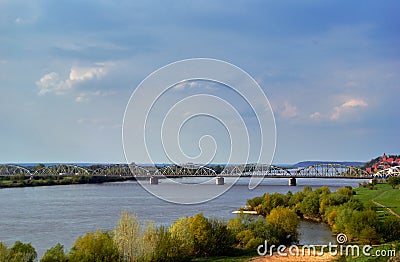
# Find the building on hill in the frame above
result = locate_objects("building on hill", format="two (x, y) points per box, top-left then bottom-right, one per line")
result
(368, 153), (400, 173)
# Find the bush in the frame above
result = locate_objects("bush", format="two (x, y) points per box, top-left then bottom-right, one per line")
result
(169, 217), (194, 257)
(266, 206), (299, 244)
(378, 216), (400, 242)
(0, 242), (9, 262)
(40, 243), (67, 262)
(8, 241), (37, 262)
(69, 230), (120, 262)
(388, 176), (400, 189)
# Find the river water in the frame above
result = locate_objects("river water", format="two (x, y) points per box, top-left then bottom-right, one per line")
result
(0, 177), (367, 257)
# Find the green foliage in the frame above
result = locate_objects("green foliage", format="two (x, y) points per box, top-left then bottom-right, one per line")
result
(40, 243), (66, 262)
(0, 242), (9, 262)
(378, 216), (400, 242)
(246, 196), (263, 210)
(190, 213), (212, 256)
(169, 216), (195, 257)
(10, 174), (25, 181)
(266, 206), (299, 243)
(8, 241), (37, 262)
(186, 214), (235, 257)
(337, 186), (355, 198)
(207, 218), (235, 256)
(113, 211), (146, 261)
(387, 176), (400, 189)
(69, 230), (120, 262)
(299, 192), (320, 218)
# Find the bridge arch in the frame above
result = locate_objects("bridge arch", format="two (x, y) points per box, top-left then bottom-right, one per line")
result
(220, 164), (291, 177)
(155, 164), (216, 177)
(374, 166), (400, 178)
(294, 164), (370, 178)
(92, 164), (133, 177)
(0, 165), (32, 176)
(33, 164), (90, 176)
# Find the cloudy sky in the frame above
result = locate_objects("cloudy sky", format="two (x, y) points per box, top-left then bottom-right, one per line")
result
(0, 0), (399, 164)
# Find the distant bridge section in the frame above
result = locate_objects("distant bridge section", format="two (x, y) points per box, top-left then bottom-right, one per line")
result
(219, 163), (370, 178)
(374, 166), (400, 178)
(33, 164), (90, 176)
(294, 164), (370, 178)
(0, 165), (31, 176)
(155, 164), (216, 177)
(92, 164), (152, 177)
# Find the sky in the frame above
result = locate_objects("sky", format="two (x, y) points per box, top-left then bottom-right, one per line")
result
(0, 0), (399, 164)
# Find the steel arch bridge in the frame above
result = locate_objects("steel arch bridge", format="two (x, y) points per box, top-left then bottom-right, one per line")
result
(155, 164), (216, 177)
(33, 164), (90, 176)
(219, 163), (370, 178)
(374, 166), (400, 178)
(0, 165), (32, 176)
(220, 164), (291, 177)
(92, 165), (132, 177)
(293, 164), (371, 178)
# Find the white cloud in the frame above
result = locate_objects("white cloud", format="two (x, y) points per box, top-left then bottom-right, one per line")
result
(69, 67), (106, 81)
(36, 65), (108, 96)
(281, 101), (298, 118)
(310, 112), (321, 120)
(330, 98), (368, 120)
(36, 72), (71, 95)
(75, 90), (115, 103)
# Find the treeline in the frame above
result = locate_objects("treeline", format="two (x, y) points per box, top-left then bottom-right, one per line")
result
(245, 185), (400, 244)
(0, 209), (299, 262)
(0, 174), (128, 188)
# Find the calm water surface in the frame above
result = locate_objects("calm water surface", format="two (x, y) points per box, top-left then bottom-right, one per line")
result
(0, 178), (367, 257)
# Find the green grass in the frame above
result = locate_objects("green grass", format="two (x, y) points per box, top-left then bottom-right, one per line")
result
(354, 183), (400, 218)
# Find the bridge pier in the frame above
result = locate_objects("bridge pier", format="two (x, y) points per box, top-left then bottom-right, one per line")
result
(288, 177), (297, 186)
(216, 176), (224, 185)
(149, 176), (158, 185)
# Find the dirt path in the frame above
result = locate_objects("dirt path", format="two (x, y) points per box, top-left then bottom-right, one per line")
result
(372, 190), (400, 219)
(372, 200), (400, 219)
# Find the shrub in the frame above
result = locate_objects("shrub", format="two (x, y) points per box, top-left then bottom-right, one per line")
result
(40, 243), (67, 262)
(69, 230), (120, 262)
(8, 241), (37, 262)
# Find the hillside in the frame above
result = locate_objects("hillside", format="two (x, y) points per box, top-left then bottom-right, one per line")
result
(293, 161), (365, 168)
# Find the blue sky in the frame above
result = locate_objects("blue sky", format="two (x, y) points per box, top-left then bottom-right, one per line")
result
(0, 0), (399, 164)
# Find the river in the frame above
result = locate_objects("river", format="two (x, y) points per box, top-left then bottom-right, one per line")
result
(0, 177), (368, 257)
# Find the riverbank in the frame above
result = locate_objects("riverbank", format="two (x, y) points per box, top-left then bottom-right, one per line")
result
(0, 175), (136, 188)
(354, 182), (400, 218)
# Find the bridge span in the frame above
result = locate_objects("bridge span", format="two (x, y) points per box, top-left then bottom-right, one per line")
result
(0, 163), (398, 186)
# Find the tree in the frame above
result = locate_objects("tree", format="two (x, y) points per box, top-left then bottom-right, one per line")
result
(69, 230), (120, 262)
(337, 186), (355, 198)
(300, 192), (320, 218)
(8, 241), (37, 262)
(208, 217), (234, 256)
(189, 213), (212, 256)
(0, 242), (9, 262)
(40, 243), (67, 262)
(113, 211), (143, 261)
(387, 176), (400, 189)
(266, 206), (299, 244)
(378, 216), (400, 242)
(169, 217), (194, 256)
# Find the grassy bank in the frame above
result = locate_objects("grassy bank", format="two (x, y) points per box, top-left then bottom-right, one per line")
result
(355, 182), (400, 218)
(0, 175), (134, 188)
